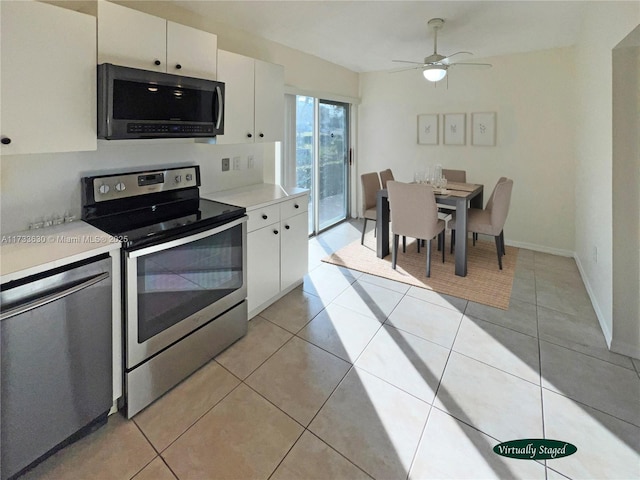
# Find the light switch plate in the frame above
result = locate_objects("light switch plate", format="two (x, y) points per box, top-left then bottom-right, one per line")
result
(221, 158), (230, 171)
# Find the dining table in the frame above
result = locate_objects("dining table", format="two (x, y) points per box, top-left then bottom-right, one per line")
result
(376, 182), (484, 277)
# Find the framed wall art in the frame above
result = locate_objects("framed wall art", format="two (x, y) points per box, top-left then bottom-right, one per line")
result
(443, 113), (466, 145)
(417, 114), (438, 145)
(472, 112), (496, 146)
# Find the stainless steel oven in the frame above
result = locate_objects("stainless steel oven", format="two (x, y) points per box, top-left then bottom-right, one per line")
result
(82, 166), (247, 417)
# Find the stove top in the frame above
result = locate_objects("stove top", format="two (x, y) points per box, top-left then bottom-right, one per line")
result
(81, 166), (246, 249)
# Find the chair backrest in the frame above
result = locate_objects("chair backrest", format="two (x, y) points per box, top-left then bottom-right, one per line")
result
(361, 172), (381, 212)
(442, 169), (466, 183)
(379, 169), (395, 189)
(490, 179), (514, 232)
(386, 181), (440, 240)
(485, 176), (508, 211)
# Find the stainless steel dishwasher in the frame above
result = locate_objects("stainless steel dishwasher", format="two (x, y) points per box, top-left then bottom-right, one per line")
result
(1, 254), (113, 480)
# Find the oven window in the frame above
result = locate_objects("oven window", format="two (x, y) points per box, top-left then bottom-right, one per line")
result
(136, 224), (243, 342)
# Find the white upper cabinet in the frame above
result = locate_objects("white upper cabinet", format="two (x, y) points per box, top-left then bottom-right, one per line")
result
(255, 59), (285, 143)
(216, 50), (285, 145)
(0, 1), (97, 155)
(216, 50), (255, 144)
(166, 22), (217, 79)
(98, 2), (217, 80)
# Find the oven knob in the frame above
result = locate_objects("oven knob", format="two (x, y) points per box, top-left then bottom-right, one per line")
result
(186, 174), (193, 181)
(175, 175), (182, 183)
(115, 182), (126, 192)
(98, 184), (110, 195)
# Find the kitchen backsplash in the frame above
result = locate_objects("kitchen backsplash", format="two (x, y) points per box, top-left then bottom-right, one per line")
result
(0, 141), (273, 234)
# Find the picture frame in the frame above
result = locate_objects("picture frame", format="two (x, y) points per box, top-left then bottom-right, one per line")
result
(417, 114), (438, 145)
(472, 112), (496, 146)
(443, 113), (466, 145)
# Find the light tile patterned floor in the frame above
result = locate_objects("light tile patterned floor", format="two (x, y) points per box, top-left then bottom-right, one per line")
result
(21, 221), (640, 480)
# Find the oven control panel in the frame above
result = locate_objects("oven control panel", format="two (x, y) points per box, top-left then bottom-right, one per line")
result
(89, 166), (199, 202)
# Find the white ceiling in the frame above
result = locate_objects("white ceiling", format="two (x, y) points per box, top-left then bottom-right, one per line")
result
(175, 1), (587, 72)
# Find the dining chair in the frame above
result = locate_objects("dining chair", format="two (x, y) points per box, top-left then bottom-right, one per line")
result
(472, 176), (508, 248)
(464, 178), (514, 269)
(442, 169), (467, 183)
(379, 168), (395, 189)
(360, 172), (382, 245)
(450, 176), (508, 254)
(386, 181), (446, 277)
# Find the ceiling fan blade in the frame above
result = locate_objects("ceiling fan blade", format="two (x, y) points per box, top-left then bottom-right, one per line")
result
(389, 65), (422, 73)
(449, 62), (492, 68)
(392, 60), (425, 65)
(441, 51), (473, 64)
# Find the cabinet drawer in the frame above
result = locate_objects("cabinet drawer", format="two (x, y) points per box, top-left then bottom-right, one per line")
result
(281, 196), (308, 218)
(247, 203), (280, 232)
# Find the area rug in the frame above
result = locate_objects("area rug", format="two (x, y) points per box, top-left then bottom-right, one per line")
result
(322, 235), (518, 310)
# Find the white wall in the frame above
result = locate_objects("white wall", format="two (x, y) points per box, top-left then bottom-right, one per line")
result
(357, 47), (577, 254)
(612, 42), (640, 357)
(573, 2), (640, 353)
(0, 141), (267, 233)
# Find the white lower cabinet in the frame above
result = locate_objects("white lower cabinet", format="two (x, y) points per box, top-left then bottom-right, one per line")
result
(247, 195), (308, 317)
(247, 221), (281, 313)
(280, 212), (309, 291)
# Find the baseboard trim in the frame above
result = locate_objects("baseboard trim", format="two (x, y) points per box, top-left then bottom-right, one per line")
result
(503, 239), (574, 258)
(574, 254), (612, 349)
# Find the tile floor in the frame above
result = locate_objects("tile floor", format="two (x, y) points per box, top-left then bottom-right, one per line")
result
(21, 220), (640, 480)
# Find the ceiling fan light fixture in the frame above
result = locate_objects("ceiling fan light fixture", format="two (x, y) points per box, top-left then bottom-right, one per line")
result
(423, 65), (447, 82)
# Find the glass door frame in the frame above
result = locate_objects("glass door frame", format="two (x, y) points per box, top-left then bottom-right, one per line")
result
(315, 99), (350, 234)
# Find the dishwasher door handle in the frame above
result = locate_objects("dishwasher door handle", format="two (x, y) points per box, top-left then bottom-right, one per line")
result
(0, 272), (110, 321)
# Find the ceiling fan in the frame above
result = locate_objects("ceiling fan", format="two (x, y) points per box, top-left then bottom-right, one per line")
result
(392, 18), (492, 82)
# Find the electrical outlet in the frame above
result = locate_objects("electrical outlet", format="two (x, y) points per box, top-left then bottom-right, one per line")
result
(232, 156), (241, 170)
(247, 155), (254, 169)
(221, 157), (230, 171)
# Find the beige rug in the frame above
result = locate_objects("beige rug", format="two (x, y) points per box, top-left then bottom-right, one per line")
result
(322, 235), (518, 310)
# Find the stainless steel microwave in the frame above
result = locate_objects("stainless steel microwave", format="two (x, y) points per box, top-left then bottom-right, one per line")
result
(97, 63), (224, 140)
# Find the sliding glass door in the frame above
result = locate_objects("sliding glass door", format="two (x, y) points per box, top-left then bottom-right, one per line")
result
(288, 95), (349, 235)
(318, 100), (349, 231)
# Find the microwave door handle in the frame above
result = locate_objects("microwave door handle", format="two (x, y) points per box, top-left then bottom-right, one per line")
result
(215, 86), (223, 130)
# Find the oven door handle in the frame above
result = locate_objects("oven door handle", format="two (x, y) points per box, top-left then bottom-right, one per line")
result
(127, 216), (246, 259)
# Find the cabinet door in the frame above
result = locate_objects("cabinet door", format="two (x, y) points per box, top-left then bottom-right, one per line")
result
(98, 1), (166, 72)
(280, 212), (309, 291)
(247, 224), (281, 313)
(0, 1), (96, 155)
(167, 22), (217, 79)
(254, 60), (285, 143)
(216, 50), (255, 145)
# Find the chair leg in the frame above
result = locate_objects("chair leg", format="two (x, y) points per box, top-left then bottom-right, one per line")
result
(402, 235), (406, 253)
(500, 230), (505, 255)
(494, 235), (503, 270)
(417, 239), (420, 253)
(392, 234), (399, 269)
(441, 232), (445, 263)
(374, 221), (377, 238)
(437, 233), (442, 251)
(361, 218), (367, 245)
(426, 239), (432, 277)
(450, 230), (455, 254)
(472, 232), (477, 246)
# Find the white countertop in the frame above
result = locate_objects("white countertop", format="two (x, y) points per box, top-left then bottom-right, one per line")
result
(1, 221), (121, 283)
(202, 183), (308, 210)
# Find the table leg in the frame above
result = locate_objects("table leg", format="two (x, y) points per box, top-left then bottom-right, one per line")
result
(454, 197), (468, 276)
(376, 191), (390, 258)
